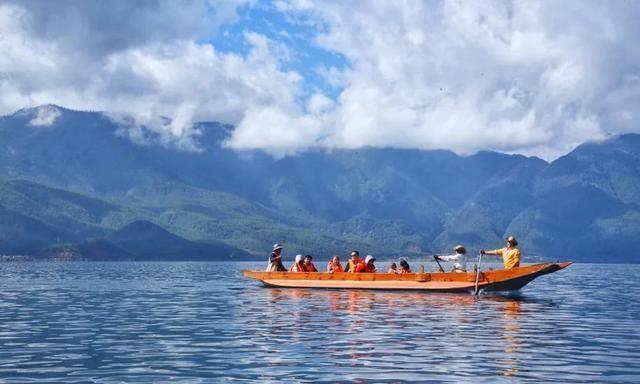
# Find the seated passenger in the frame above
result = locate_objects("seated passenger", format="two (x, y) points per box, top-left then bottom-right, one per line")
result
(387, 262), (398, 274)
(357, 255), (377, 273)
(266, 243), (286, 272)
(327, 255), (343, 273)
(289, 254), (306, 272)
(303, 255), (318, 272)
(480, 236), (521, 269)
(434, 244), (467, 272)
(399, 259), (412, 273)
(344, 250), (362, 272)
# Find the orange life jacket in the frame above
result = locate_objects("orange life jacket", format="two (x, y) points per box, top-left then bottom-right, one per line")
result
(305, 262), (318, 272)
(328, 262), (343, 272)
(345, 259), (358, 272)
(354, 260), (368, 273)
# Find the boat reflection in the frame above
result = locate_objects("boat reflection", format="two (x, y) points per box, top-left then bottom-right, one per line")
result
(499, 299), (522, 377)
(265, 287), (536, 314)
(263, 287), (554, 377)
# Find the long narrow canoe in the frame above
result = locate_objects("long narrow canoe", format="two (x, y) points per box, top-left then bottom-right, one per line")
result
(243, 262), (572, 293)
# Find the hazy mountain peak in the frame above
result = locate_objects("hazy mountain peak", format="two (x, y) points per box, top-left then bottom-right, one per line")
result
(6, 104), (64, 127)
(562, 133), (640, 157)
(109, 220), (180, 241)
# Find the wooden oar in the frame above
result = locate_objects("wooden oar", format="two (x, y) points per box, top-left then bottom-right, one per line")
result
(474, 252), (483, 295)
(433, 255), (445, 273)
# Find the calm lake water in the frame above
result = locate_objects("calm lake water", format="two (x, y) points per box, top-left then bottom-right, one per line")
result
(0, 262), (638, 383)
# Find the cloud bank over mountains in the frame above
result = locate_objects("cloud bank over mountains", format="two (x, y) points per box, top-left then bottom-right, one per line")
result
(1, 0), (639, 159)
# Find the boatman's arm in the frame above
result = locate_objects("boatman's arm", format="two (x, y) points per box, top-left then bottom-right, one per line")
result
(437, 254), (460, 262)
(480, 249), (503, 256)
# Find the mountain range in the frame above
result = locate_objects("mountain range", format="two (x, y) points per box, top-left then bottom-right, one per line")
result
(0, 105), (638, 262)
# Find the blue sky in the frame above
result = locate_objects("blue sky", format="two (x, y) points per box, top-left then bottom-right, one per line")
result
(209, 1), (349, 103)
(1, 0), (639, 159)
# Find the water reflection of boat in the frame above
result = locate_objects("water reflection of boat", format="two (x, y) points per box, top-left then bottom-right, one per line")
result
(243, 262), (571, 293)
(474, 298), (519, 376)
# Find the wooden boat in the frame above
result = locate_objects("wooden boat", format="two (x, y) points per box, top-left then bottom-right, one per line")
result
(243, 262), (572, 293)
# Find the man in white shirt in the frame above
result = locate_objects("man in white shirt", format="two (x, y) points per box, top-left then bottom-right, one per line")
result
(435, 245), (467, 273)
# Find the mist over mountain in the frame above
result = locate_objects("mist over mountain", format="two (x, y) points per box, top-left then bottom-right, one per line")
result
(0, 105), (638, 262)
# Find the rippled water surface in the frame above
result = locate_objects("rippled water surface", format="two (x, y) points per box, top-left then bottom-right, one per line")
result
(0, 262), (639, 383)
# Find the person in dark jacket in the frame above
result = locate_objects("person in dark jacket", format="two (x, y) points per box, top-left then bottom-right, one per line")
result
(266, 243), (286, 271)
(344, 250), (361, 272)
(399, 259), (412, 273)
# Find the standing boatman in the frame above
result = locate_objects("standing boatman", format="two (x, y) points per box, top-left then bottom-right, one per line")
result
(480, 236), (521, 269)
(266, 243), (287, 272)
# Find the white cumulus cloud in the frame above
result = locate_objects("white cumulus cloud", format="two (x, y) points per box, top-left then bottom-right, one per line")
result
(228, 1), (640, 159)
(1, 1), (639, 159)
(0, 0), (300, 150)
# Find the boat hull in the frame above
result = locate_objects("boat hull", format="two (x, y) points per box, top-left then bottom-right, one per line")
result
(243, 262), (571, 293)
